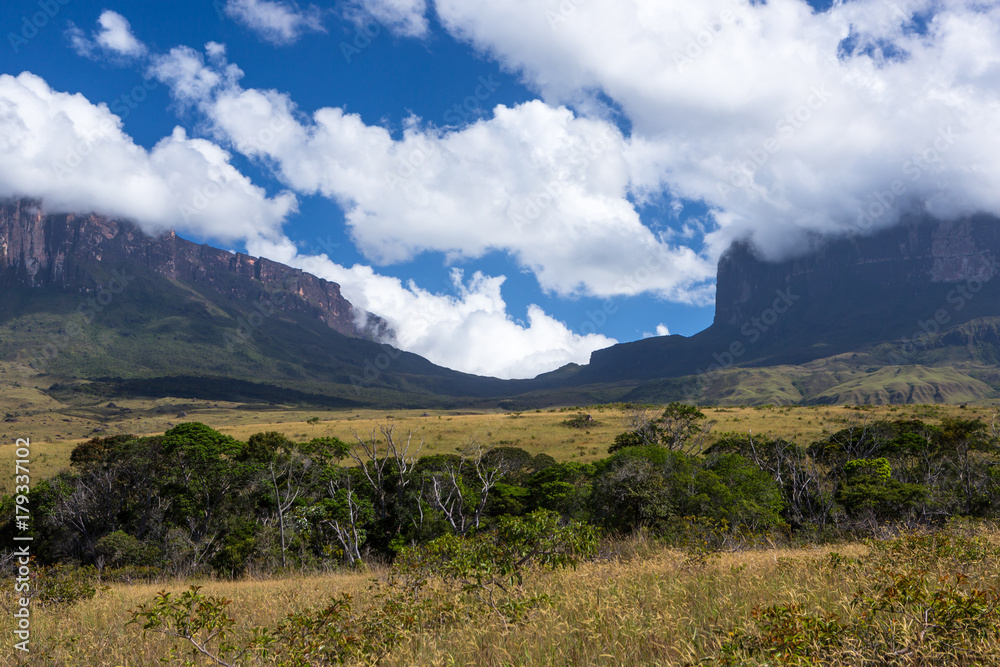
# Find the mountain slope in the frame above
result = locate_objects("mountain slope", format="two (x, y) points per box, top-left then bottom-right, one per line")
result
(0, 199), (530, 406)
(4, 197), (1000, 407)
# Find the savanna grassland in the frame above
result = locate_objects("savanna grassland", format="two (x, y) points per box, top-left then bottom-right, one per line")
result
(6, 526), (1000, 666)
(3, 367), (1000, 665)
(1, 369), (994, 495)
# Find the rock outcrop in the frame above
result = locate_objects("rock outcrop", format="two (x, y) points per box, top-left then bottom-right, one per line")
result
(0, 198), (388, 341)
(582, 212), (1000, 384)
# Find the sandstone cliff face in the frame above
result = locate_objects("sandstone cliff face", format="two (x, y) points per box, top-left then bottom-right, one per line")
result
(0, 198), (387, 341)
(714, 213), (1000, 331)
(583, 212), (1000, 384)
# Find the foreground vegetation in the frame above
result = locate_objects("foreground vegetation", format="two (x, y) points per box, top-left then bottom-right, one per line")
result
(4, 523), (1000, 665)
(3, 401), (1000, 664)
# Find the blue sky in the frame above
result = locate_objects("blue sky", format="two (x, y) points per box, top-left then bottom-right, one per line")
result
(1, 0), (997, 378)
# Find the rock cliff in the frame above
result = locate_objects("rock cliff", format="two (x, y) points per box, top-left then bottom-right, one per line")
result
(583, 212), (1000, 384)
(0, 198), (388, 341)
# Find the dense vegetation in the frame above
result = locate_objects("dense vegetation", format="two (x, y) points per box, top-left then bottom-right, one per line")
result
(4, 404), (1000, 579)
(5, 403), (1000, 664)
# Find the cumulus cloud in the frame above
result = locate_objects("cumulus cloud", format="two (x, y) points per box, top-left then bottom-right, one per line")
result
(346, 0), (430, 37)
(149, 46), (716, 301)
(0, 69), (613, 378)
(148, 44), (242, 109)
(223, 0), (326, 45)
(0, 72), (295, 244)
(67, 10), (148, 60)
(431, 0), (1000, 261)
(246, 236), (616, 378)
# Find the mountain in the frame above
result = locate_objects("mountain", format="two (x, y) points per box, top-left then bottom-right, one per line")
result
(579, 212), (1000, 404)
(0, 199), (385, 339)
(0, 198), (525, 407)
(3, 197), (998, 408)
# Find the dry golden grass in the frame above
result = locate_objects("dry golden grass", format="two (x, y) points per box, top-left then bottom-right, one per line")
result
(1, 399), (994, 495)
(381, 541), (870, 667)
(3, 570), (376, 666)
(9, 528), (1000, 666)
(2, 539), (877, 666)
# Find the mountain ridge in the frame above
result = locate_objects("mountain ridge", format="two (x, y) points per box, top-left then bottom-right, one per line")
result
(0, 198), (388, 342)
(2, 198), (999, 407)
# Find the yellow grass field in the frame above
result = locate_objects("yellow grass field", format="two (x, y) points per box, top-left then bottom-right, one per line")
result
(7, 527), (1000, 666)
(1, 537), (869, 666)
(2, 375), (999, 665)
(1, 388), (996, 495)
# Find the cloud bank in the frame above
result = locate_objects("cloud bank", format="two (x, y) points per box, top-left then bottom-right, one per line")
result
(432, 0), (1000, 260)
(149, 45), (716, 301)
(0, 72), (295, 244)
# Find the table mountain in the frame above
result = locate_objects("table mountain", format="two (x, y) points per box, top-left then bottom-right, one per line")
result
(0, 198), (518, 406)
(579, 212), (1000, 404)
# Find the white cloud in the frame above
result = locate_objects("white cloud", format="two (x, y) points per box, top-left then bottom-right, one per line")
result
(431, 0), (1000, 261)
(0, 72), (295, 244)
(246, 237), (616, 379)
(224, 0), (325, 45)
(0, 70), (612, 379)
(67, 10), (147, 60)
(148, 45), (241, 108)
(150, 46), (716, 302)
(656, 324), (670, 336)
(347, 0), (430, 38)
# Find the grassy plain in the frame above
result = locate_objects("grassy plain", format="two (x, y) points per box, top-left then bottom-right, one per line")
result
(7, 529), (1000, 666)
(1, 365), (997, 495)
(3, 368), (1000, 665)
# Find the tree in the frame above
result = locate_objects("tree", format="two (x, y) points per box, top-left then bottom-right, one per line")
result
(245, 432), (339, 569)
(348, 424), (420, 535)
(590, 446), (693, 532)
(526, 461), (595, 521)
(836, 457), (927, 525)
(321, 468), (374, 565)
(709, 432), (835, 528)
(609, 402), (712, 455)
(685, 453), (785, 531)
(940, 418), (997, 515)
(159, 423), (258, 568)
(420, 443), (514, 536)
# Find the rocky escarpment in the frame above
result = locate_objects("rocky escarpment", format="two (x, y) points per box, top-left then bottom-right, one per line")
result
(0, 198), (388, 341)
(714, 213), (1000, 334)
(582, 212), (1000, 384)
